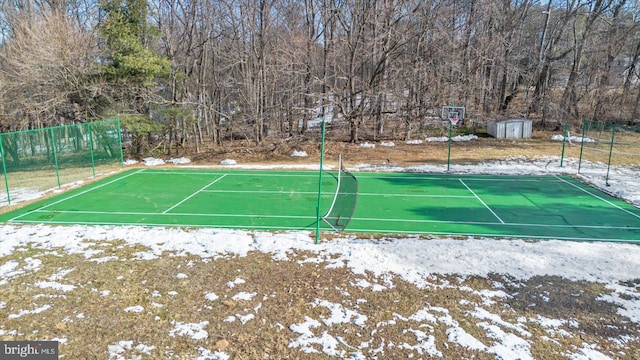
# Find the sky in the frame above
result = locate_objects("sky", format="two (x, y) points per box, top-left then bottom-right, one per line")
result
(1, 136), (640, 359)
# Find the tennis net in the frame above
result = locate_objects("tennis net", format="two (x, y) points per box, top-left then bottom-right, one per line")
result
(322, 154), (358, 231)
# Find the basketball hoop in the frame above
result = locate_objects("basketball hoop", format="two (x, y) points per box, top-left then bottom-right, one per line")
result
(442, 106), (465, 125)
(448, 111), (460, 126)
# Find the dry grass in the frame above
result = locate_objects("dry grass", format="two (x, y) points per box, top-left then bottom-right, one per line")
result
(1, 241), (639, 359)
(188, 131), (581, 168)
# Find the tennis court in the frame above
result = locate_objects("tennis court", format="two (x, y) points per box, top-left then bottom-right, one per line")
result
(1, 168), (639, 242)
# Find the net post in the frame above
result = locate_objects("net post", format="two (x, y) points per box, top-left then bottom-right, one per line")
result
(0, 134), (10, 204)
(315, 119), (326, 244)
(322, 153), (342, 231)
(50, 128), (61, 188)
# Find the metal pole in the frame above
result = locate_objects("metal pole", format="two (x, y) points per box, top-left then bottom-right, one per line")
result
(560, 124), (568, 167)
(447, 121), (453, 171)
(88, 122), (96, 177)
(116, 119), (125, 169)
(315, 120), (326, 244)
(0, 135), (11, 204)
(605, 125), (616, 186)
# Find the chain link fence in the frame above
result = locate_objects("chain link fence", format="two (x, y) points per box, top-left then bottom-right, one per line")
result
(1, 119), (124, 205)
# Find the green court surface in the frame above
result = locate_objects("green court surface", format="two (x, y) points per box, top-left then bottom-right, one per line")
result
(1, 168), (639, 242)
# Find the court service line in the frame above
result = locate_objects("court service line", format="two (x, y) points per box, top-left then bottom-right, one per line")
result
(141, 170), (319, 177)
(458, 179), (505, 224)
(200, 189), (475, 198)
(363, 175), (566, 182)
(554, 176), (640, 220)
(9, 169), (146, 222)
(162, 174), (228, 214)
(202, 189), (323, 195)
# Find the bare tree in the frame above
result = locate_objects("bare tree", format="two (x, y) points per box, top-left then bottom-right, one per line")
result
(0, 10), (100, 131)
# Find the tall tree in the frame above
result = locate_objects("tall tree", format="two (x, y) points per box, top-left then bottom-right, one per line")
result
(98, 0), (170, 86)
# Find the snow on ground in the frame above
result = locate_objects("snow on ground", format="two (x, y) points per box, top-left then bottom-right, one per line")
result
(551, 134), (595, 143)
(1, 138), (640, 359)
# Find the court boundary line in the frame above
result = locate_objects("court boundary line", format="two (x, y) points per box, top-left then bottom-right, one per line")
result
(21, 209), (640, 231)
(555, 176), (640, 220)
(33, 209), (316, 219)
(5, 218), (634, 242)
(459, 179), (505, 224)
(9, 219), (310, 231)
(9, 169), (146, 222)
(163, 174), (228, 214)
(349, 216), (640, 230)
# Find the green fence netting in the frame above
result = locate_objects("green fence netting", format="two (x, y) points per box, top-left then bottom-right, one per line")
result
(0, 119), (124, 205)
(578, 119), (640, 185)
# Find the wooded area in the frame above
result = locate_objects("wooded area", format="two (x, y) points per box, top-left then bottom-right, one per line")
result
(1, 0), (640, 154)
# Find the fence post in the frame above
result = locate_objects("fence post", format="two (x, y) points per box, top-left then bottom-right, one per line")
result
(605, 125), (616, 186)
(578, 119), (587, 174)
(116, 119), (125, 169)
(50, 128), (61, 188)
(0, 134), (10, 204)
(88, 122), (96, 177)
(560, 124), (568, 167)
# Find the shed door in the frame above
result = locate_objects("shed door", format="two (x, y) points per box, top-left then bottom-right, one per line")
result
(505, 122), (522, 138)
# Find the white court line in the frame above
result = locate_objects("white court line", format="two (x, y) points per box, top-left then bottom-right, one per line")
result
(459, 179), (505, 224)
(8, 218), (634, 242)
(26, 210), (640, 231)
(9, 169), (145, 222)
(359, 193), (474, 198)
(202, 189), (324, 195)
(200, 189), (475, 198)
(162, 174), (228, 214)
(349, 216), (640, 230)
(9, 219), (310, 231)
(360, 175), (565, 182)
(555, 176), (640, 220)
(141, 170), (317, 177)
(35, 209), (315, 219)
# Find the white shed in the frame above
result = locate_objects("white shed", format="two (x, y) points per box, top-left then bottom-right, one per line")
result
(487, 119), (532, 139)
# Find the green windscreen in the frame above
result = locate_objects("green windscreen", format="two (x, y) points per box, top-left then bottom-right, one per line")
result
(0, 119), (123, 205)
(322, 162), (358, 231)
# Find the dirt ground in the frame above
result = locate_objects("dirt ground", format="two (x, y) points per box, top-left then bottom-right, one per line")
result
(180, 130), (576, 168)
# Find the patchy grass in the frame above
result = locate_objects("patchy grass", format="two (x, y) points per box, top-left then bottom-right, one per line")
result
(1, 241), (638, 359)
